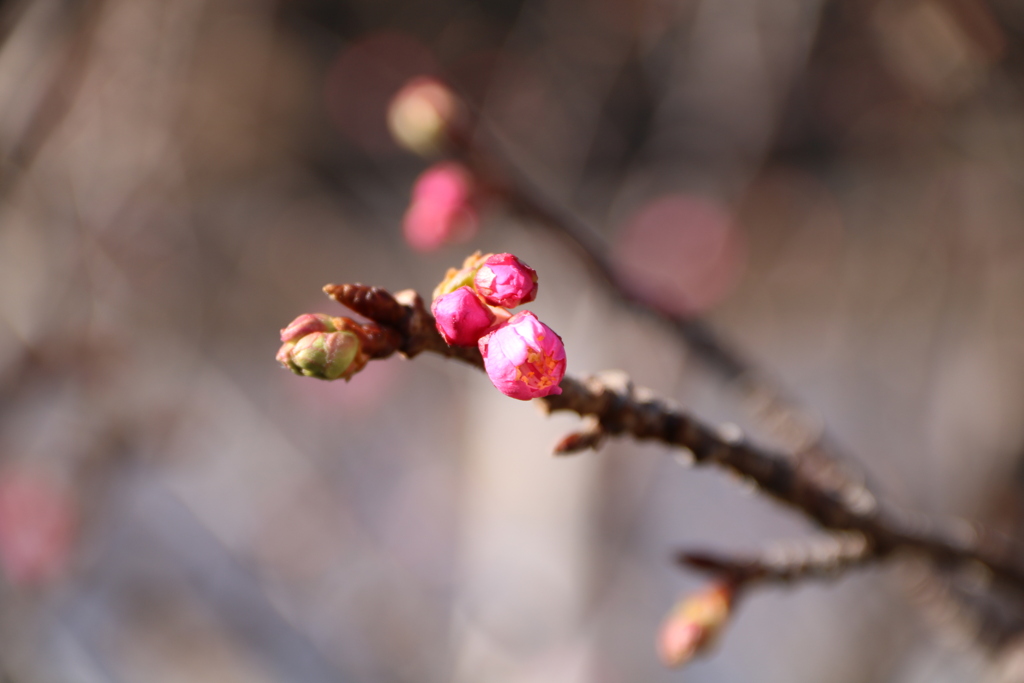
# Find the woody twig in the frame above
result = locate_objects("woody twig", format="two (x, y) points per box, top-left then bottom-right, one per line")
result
(316, 282), (1024, 591)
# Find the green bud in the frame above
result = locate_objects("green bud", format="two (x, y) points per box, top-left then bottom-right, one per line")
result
(388, 78), (461, 157)
(278, 330), (361, 381)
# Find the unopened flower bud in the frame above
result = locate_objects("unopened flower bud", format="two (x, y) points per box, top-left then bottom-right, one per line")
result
(474, 253), (538, 308)
(433, 251), (491, 300)
(658, 583), (735, 668)
(432, 286), (497, 346)
(478, 311), (566, 400)
(280, 313), (338, 342)
(388, 77), (462, 156)
(277, 328), (362, 381)
(403, 163), (478, 252)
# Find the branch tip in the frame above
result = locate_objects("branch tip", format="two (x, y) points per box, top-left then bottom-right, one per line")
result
(553, 423), (607, 456)
(288, 282), (1024, 595)
(324, 283), (407, 326)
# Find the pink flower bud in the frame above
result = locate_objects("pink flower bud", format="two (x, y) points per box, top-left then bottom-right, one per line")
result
(280, 313), (338, 343)
(478, 311), (566, 400)
(431, 286), (497, 346)
(277, 329), (362, 381)
(657, 583), (734, 667)
(387, 77), (462, 156)
(474, 253), (538, 308)
(403, 163), (478, 252)
(433, 251), (491, 300)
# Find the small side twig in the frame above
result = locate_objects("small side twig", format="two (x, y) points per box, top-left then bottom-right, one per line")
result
(678, 533), (873, 587)
(553, 418), (608, 456)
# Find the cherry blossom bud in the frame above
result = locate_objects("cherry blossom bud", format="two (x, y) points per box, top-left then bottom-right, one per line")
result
(433, 251), (491, 300)
(478, 311), (566, 400)
(431, 286), (497, 346)
(403, 163), (478, 252)
(277, 327), (362, 381)
(280, 313), (337, 342)
(658, 583), (735, 668)
(388, 77), (462, 156)
(474, 253), (538, 308)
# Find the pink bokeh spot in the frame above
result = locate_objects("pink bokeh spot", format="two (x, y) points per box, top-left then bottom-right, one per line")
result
(0, 468), (75, 587)
(613, 195), (745, 315)
(404, 163), (479, 251)
(479, 311), (566, 400)
(325, 31), (439, 154)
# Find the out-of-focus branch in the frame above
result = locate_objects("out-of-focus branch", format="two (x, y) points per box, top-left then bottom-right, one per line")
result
(679, 533), (873, 587)
(320, 282), (1024, 591)
(0, 0), (105, 195)
(451, 110), (839, 459)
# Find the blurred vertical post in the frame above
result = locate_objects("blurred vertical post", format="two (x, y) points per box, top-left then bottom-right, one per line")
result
(448, 242), (607, 682)
(452, 381), (598, 683)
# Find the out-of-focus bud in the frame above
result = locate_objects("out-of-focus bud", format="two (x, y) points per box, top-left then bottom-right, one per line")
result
(403, 163), (479, 252)
(388, 77), (462, 156)
(277, 314), (364, 381)
(431, 286), (497, 346)
(657, 582), (735, 668)
(474, 253), (538, 308)
(280, 313), (338, 342)
(433, 251), (492, 300)
(478, 311), (566, 400)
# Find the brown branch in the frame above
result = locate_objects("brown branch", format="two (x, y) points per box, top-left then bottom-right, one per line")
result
(441, 116), (1024, 650)
(678, 533), (873, 587)
(321, 282), (1024, 591)
(449, 108), (835, 457)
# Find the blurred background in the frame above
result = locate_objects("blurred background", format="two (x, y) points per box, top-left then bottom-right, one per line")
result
(2, 0), (1024, 680)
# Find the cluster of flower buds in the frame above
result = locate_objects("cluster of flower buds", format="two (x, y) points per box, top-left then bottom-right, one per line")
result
(276, 313), (367, 381)
(657, 582), (736, 667)
(431, 252), (565, 400)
